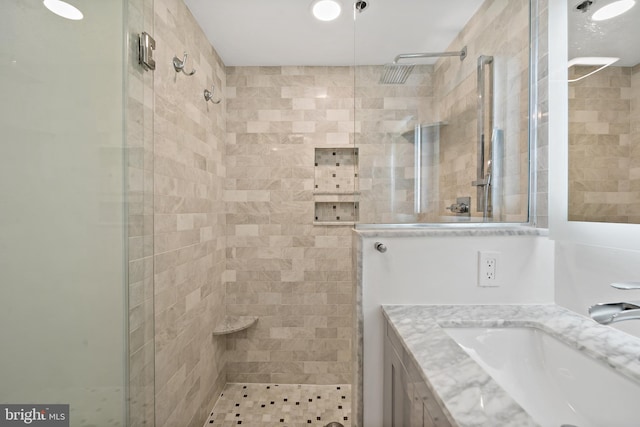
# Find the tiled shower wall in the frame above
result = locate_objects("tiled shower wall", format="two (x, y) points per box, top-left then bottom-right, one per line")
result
(225, 66), (354, 385)
(568, 65), (640, 223)
(153, 0), (227, 425)
(435, 0), (530, 222)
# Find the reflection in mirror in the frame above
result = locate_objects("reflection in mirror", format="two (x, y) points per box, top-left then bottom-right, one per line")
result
(567, 0), (640, 223)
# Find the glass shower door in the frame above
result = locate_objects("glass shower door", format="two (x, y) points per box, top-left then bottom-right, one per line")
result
(0, 1), (131, 425)
(353, 0), (532, 225)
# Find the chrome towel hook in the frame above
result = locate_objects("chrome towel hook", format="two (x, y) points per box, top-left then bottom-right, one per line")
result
(172, 52), (196, 76)
(204, 84), (222, 104)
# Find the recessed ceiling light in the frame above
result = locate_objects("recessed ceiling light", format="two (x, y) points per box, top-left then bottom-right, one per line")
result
(311, 0), (342, 21)
(591, 0), (635, 21)
(43, 0), (83, 20)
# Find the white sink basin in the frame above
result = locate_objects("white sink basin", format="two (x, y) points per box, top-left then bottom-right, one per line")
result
(443, 327), (640, 427)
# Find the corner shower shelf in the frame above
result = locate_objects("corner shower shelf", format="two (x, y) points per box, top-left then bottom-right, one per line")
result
(212, 316), (258, 336)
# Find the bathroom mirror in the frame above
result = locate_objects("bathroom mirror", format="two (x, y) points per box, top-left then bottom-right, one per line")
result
(548, 0), (640, 250)
(566, 0), (640, 224)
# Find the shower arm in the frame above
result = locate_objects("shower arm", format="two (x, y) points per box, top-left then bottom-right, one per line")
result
(393, 47), (467, 64)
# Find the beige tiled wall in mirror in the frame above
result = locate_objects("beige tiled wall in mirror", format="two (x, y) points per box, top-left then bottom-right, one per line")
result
(567, 0), (640, 224)
(568, 65), (640, 223)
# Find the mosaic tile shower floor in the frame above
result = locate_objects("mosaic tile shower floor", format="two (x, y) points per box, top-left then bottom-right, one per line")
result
(204, 383), (351, 427)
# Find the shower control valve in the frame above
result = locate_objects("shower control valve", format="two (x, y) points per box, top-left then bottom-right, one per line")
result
(445, 196), (471, 216)
(446, 202), (469, 214)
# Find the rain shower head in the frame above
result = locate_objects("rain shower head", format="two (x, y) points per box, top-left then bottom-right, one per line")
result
(380, 64), (416, 84)
(379, 46), (467, 84)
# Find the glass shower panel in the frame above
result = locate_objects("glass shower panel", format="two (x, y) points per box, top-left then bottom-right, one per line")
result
(354, 0), (531, 225)
(354, 64), (437, 224)
(413, 124), (442, 220)
(0, 1), (130, 425)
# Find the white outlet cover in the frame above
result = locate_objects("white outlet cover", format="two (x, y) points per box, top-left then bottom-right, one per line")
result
(478, 251), (501, 287)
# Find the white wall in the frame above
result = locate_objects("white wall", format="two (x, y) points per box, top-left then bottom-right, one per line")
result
(360, 233), (554, 427)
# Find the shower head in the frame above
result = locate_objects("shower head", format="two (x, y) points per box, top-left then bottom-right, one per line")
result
(379, 64), (416, 84)
(379, 46), (467, 84)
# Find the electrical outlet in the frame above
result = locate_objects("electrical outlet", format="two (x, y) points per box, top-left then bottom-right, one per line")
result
(478, 251), (500, 287)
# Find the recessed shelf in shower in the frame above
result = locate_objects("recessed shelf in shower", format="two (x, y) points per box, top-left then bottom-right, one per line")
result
(314, 201), (359, 225)
(314, 147), (359, 193)
(313, 147), (359, 225)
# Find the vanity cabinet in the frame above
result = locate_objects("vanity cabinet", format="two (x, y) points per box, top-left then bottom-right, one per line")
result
(384, 320), (453, 427)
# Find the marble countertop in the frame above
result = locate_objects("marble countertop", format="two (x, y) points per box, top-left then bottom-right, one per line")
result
(382, 304), (640, 426)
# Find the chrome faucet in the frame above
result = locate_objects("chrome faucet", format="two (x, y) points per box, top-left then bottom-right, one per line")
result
(589, 282), (640, 324)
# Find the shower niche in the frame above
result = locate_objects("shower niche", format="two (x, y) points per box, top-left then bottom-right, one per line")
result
(314, 147), (359, 193)
(314, 147), (359, 224)
(314, 201), (359, 223)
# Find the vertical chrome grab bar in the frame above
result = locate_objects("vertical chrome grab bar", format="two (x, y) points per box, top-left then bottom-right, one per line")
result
(473, 55), (494, 215)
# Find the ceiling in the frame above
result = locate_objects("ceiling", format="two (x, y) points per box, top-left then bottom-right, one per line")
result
(568, 0), (640, 67)
(183, 0), (484, 66)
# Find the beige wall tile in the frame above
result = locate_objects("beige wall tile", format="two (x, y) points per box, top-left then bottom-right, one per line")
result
(225, 64), (355, 385)
(569, 65), (636, 223)
(152, 0), (227, 425)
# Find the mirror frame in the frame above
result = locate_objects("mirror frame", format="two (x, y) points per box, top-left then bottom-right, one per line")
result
(548, 0), (640, 251)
